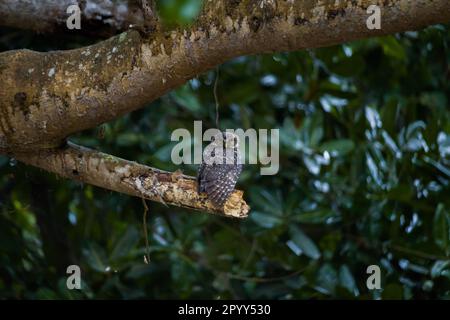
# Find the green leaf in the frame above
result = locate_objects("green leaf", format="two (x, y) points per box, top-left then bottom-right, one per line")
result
(250, 188), (283, 215)
(406, 121), (426, 140)
(295, 209), (338, 224)
(157, 0), (203, 27)
(380, 36), (406, 60)
(319, 139), (355, 156)
(116, 133), (141, 147)
(110, 226), (140, 261)
(366, 152), (383, 187)
(250, 211), (283, 229)
(310, 126), (324, 147)
(433, 203), (450, 253)
(339, 265), (359, 296)
(289, 225), (321, 260)
(315, 263), (337, 295)
(172, 84), (202, 113)
(423, 156), (450, 178)
(154, 143), (176, 162)
(82, 242), (108, 273)
(431, 260), (450, 278)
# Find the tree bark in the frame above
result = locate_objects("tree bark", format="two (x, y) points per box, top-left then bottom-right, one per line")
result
(0, 0), (155, 37)
(0, 0), (449, 216)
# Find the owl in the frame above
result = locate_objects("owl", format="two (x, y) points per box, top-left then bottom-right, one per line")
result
(197, 132), (243, 206)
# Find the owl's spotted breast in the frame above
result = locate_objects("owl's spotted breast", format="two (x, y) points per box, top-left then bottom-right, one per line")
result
(197, 132), (243, 206)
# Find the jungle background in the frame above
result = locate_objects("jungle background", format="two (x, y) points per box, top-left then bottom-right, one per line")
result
(0, 1), (449, 299)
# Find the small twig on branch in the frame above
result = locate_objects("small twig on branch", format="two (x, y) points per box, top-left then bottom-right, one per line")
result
(141, 198), (151, 264)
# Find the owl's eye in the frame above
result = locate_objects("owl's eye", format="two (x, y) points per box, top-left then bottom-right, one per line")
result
(211, 136), (215, 142)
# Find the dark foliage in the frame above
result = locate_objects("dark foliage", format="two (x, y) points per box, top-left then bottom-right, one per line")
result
(0, 3), (449, 299)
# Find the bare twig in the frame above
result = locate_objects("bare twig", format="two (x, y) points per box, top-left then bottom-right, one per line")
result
(141, 198), (151, 263)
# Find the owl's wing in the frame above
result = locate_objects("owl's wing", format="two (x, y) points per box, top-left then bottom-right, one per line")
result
(202, 165), (240, 206)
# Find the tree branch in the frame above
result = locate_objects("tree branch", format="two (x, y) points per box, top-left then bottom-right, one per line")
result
(14, 142), (250, 218)
(0, 0), (156, 38)
(1, 0), (448, 153)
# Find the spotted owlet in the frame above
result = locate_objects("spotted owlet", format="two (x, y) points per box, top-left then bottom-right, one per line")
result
(197, 132), (243, 206)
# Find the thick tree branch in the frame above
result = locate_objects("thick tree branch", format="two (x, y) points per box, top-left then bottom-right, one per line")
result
(1, 0), (449, 153)
(14, 142), (250, 218)
(0, 0), (156, 37)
